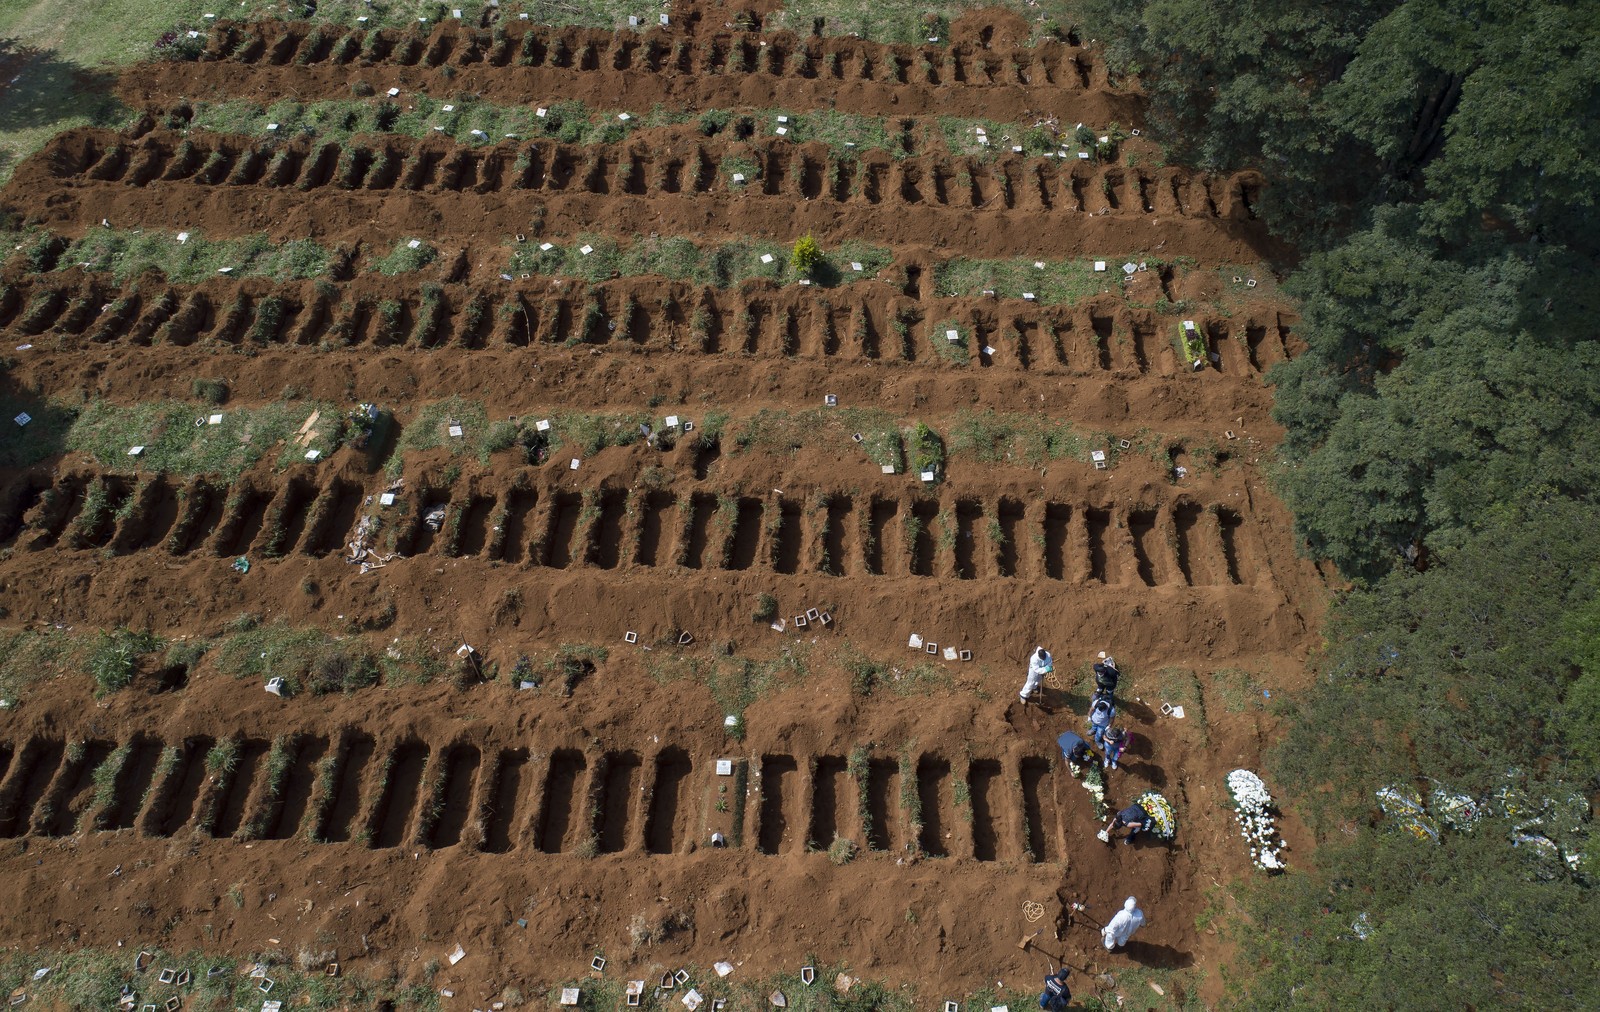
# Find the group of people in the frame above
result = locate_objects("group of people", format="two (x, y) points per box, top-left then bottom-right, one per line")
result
(1022, 647), (1152, 1009)
(1038, 898), (1148, 1009)
(1024, 647), (1130, 768)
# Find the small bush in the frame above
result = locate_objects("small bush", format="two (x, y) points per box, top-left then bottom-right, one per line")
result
(827, 835), (859, 865)
(191, 377), (229, 404)
(752, 593), (778, 622)
(88, 629), (161, 694)
(790, 234), (822, 275)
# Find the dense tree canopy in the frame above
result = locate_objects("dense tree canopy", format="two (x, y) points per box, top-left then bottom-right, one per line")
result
(1074, 0), (1600, 1004)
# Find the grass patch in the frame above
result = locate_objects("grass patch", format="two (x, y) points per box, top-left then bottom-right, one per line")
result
(946, 408), (1127, 467)
(0, 943), (441, 1012)
(66, 399), (345, 479)
(211, 617), (377, 696)
(186, 95), (683, 148)
(1150, 666), (1210, 743)
(369, 238), (438, 276)
(933, 256), (1117, 304)
(730, 408), (904, 470)
(0, 46), (127, 188)
(57, 230), (331, 283)
(904, 422), (946, 479)
(767, 0), (1074, 46)
(929, 317), (971, 364)
(1210, 667), (1270, 713)
(87, 627), (161, 694)
(508, 233), (891, 289)
(389, 396), (490, 474)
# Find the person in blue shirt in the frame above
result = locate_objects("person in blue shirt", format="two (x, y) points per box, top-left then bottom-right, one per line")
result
(1038, 968), (1071, 1011)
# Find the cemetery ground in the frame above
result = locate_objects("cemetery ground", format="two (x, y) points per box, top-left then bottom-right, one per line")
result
(0, 2), (1328, 1009)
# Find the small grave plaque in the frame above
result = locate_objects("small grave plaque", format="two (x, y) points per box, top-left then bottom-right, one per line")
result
(716, 760), (733, 775)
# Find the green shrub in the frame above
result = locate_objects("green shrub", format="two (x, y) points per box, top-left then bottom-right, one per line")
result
(88, 629), (161, 694)
(790, 234), (822, 275)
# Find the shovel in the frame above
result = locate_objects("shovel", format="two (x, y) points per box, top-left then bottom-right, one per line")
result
(1017, 931), (1091, 975)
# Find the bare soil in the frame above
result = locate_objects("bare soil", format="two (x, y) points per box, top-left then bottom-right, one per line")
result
(0, 4), (1323, 1009)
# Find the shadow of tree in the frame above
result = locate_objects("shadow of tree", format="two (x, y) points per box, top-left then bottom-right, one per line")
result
(0, 367), (76, 470)
(0, 38), (123, 181)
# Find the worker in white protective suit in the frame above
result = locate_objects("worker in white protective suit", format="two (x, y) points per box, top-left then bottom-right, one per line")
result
(1019, 647), (1052, 705)
(1101, 896), (1146, 951)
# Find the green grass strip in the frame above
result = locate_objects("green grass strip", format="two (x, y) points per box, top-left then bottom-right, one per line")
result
(933, 255), (1121, 304)
(64, 399), (346, 479)
(56, 230), (332, 284)
(507, 234), (892, 288)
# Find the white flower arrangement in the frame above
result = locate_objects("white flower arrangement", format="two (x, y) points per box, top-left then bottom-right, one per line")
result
(1227, 769), (1285, 872)
(1134, 791), (1177, 840)
(1070, 759), (1110, 818)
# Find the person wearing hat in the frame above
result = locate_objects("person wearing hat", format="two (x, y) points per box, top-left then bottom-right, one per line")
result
(1020, 646), (1052, 705)
(1037, 967), (1071, 1011)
